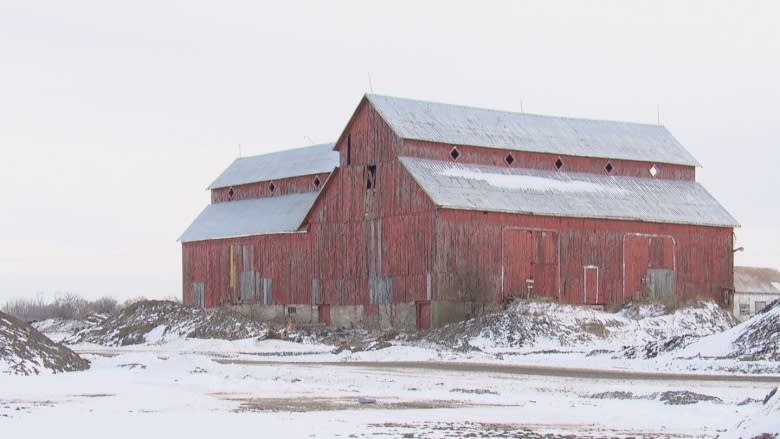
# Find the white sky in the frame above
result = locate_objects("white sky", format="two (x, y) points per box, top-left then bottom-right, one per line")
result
(1, 0), (778, 302)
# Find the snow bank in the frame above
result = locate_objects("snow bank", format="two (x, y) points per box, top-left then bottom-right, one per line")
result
(421, 301), (735, 354)
(32, 313), (107, 343)
(677, 299), (780, 361)
(68, 300), (268, 346)
(731, 387), (780, 438)
(0, 311), (89, 375)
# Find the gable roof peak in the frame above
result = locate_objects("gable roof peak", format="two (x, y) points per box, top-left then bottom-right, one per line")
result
(365, 94), (700, 167)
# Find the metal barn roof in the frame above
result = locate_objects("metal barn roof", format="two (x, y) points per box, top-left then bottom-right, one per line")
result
(734, 266), (780, 294)
(179, 192), (318, 242)
(400, 157), (738, 227)
(368, 94), (700, 167)
(208, 143), (338, 190)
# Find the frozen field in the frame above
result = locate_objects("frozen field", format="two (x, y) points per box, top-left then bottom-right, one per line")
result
(2, 338), (779, 438)
(3, 300), (780, 438)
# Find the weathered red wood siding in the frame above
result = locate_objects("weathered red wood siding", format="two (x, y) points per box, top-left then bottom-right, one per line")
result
(307, 100), (437, 311)
(182, 233), (313, 307)
(402, 140), (695, 181)
(434, 209), (734, 306)
(211, 172), (331, 203)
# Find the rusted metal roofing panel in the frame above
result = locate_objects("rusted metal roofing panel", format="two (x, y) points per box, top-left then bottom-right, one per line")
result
(179, 192), (318, 242)
(208, 143), (338, 190)
(734, 266), (780, 294)
(400, 157), (738, 227)
(368, 94), (700, 167)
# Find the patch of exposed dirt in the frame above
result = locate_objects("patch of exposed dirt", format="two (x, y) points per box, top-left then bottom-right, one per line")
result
(622, 334), (698, 359)
(228, 396), (467, 412)
(273, 325), (397, 353)
(0, 311), (90, 375)
(367, 421), (680, 438)
(586, 391), (636, 400)
(68, 300), (269, 346)
(659, 390), (722, 405)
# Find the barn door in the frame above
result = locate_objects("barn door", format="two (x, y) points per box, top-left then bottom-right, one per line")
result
(623, 234), (675, 301)
(416, 300), (431, 330)
(318, 304), (331, 325)
(503, 229), (559, 300)
(502, 229), (533, 299)
(646, 269), (675, 300)
(192, 282), (205, 307)
(584, 266), (599, 304)
(530, 231), (559, 299)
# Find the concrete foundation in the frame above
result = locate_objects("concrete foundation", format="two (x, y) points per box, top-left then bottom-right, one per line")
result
(232, 301), (421, 330)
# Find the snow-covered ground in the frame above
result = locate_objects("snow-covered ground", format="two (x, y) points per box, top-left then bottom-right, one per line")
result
(1, 338), (778, 438)
(2, 300), (779, 437)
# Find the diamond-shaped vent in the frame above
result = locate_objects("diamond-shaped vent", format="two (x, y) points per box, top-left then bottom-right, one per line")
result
(505, 153), (515, 166)
(313, 176), (321, 189)
(605, 162), (613, 173)
(269, 182), (276, 192)
(450, 147), (460, 160)
(554, 158), (564, 170)
(649, 164), (658, 177)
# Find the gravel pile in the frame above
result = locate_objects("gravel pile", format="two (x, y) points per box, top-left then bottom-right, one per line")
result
(68, 300), (269, 346)
(730, 299), (780, 361)
(0, 311), (90, 375)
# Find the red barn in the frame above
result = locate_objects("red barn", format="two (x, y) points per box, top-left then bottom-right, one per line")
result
(180, 94), (738, 329)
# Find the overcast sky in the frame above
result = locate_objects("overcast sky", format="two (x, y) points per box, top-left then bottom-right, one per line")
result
(1, 1), (778, 303)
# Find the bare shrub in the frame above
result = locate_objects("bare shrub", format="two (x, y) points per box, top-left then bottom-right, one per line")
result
(2, 294), (124, 321)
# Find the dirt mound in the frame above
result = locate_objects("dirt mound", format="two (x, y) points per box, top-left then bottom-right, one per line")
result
(32, 314), (108, 343)
(730, 299), (780, 361)
(69, 300), (269, 346)
(0, 311), (90, 375)
(421, 301), (735, 353)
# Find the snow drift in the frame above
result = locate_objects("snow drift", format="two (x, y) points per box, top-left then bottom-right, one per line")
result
(677, 298), (780, 361)
(0, 311), (89, 375)
(421, 301), (736, 354)
(68, 300), (269, 346)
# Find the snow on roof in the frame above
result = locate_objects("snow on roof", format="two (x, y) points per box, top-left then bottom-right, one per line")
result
(400, 157), (738, 227)
(179, 192), (318, 242)
(208, 143), (338, 190)
(734, 266), (780, 294)
(367, 94), (700, 167)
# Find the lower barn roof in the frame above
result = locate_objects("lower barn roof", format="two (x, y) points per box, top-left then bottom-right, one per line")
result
(179, 192), (318, 242)
(208, 143), (337, 190)
(400, 157), (738, 228)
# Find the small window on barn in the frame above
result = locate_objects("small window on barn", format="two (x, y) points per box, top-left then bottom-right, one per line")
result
(554, 157), (564, 170)
(269, 182), (276, 193)
(505, 153), (515, 166)
(605, 162), (614, 174)
(649, 164), (658, 177)
(366, 164), (377, 190)
(739, 303), (750, 315)
(450, 146), (460, 161)
(755, 301), (767, 313)
(228, 187), (235, 200)
(313, 176), (322, 190)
